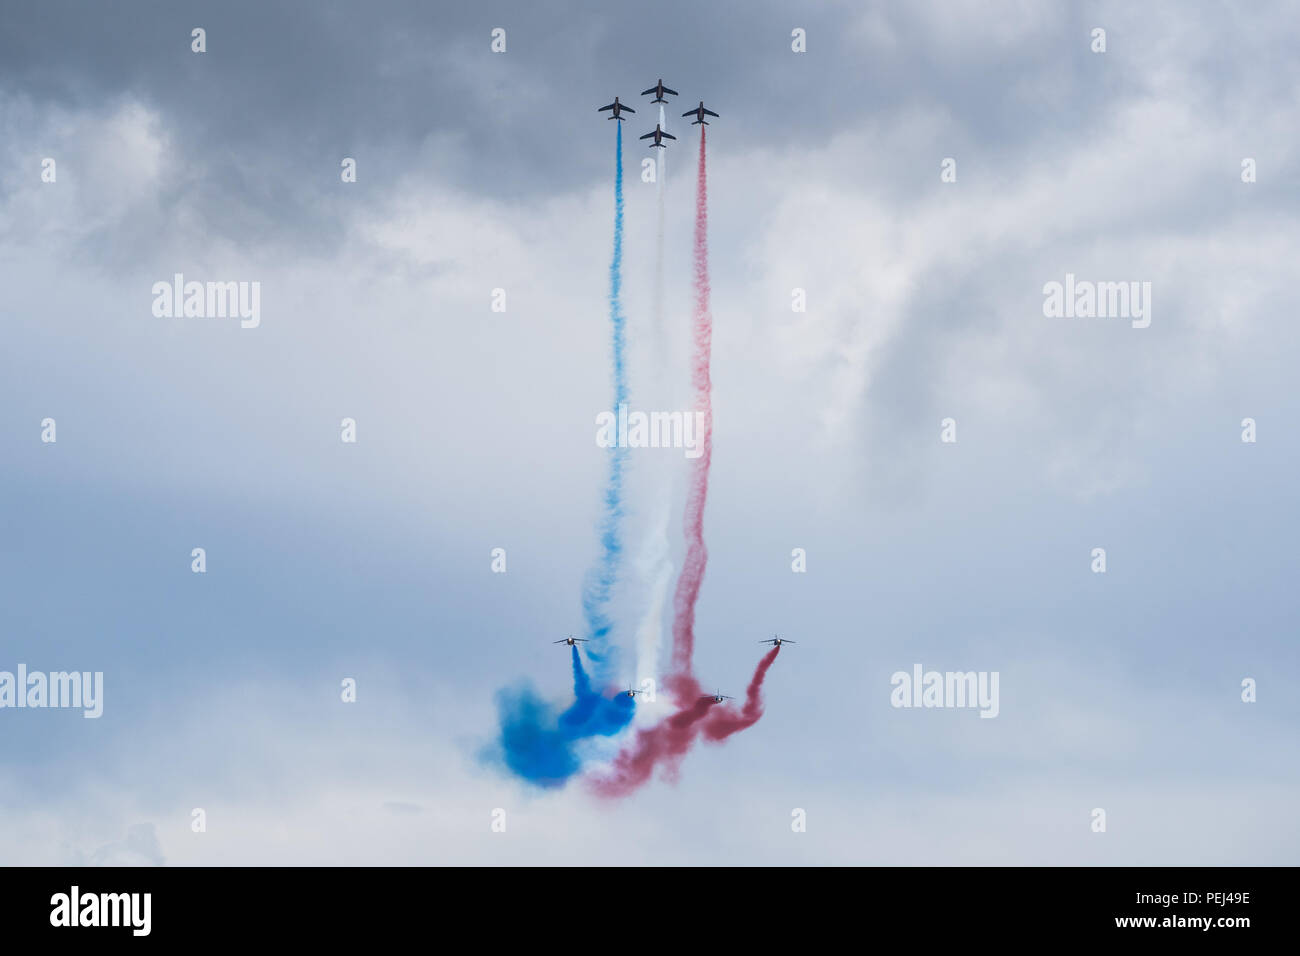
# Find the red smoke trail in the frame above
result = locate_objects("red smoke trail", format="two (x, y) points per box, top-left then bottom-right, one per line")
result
(665, 126), (713, 703)
(589, 648), (779, 798)
(587, 696), (713, 796)
(588, 129), (779, 799)
(701, 646), (779, 741)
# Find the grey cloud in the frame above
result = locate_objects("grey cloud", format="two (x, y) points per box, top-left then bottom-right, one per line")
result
(72, 822), (167, 867)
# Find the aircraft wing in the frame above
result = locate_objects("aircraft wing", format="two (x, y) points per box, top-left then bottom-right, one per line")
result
(598, 104), (614, 112)
(663, 86), (678, 95)
(640, 86), (657, 96)
(553, 639), (566, 643)
(703, 108), (718, 117)
(662, 131), (676, 139)
(682, 109), (697, 117)
(622, 104), (635, 113)
(639, 131), (655, 139)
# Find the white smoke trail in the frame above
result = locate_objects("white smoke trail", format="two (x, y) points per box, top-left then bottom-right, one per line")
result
(632, 101), (675, 709)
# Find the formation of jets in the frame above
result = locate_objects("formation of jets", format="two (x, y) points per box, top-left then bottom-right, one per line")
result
(598, 79), (719, 150)
(554, 630), (795, 708)
(578, 85), (775, 708)
(556, 633), (795, 652)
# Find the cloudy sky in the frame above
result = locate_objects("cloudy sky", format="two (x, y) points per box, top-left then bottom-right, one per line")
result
(1, 0), (1297, 865)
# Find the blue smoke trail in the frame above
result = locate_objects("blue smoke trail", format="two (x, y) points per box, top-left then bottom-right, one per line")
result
(485, 124), (635, 788)
(489, 647), (635, 788)
(580, 120), (629, 681)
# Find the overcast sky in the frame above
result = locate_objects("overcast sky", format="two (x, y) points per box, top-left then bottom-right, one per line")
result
(1, 0), (1297, 865)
